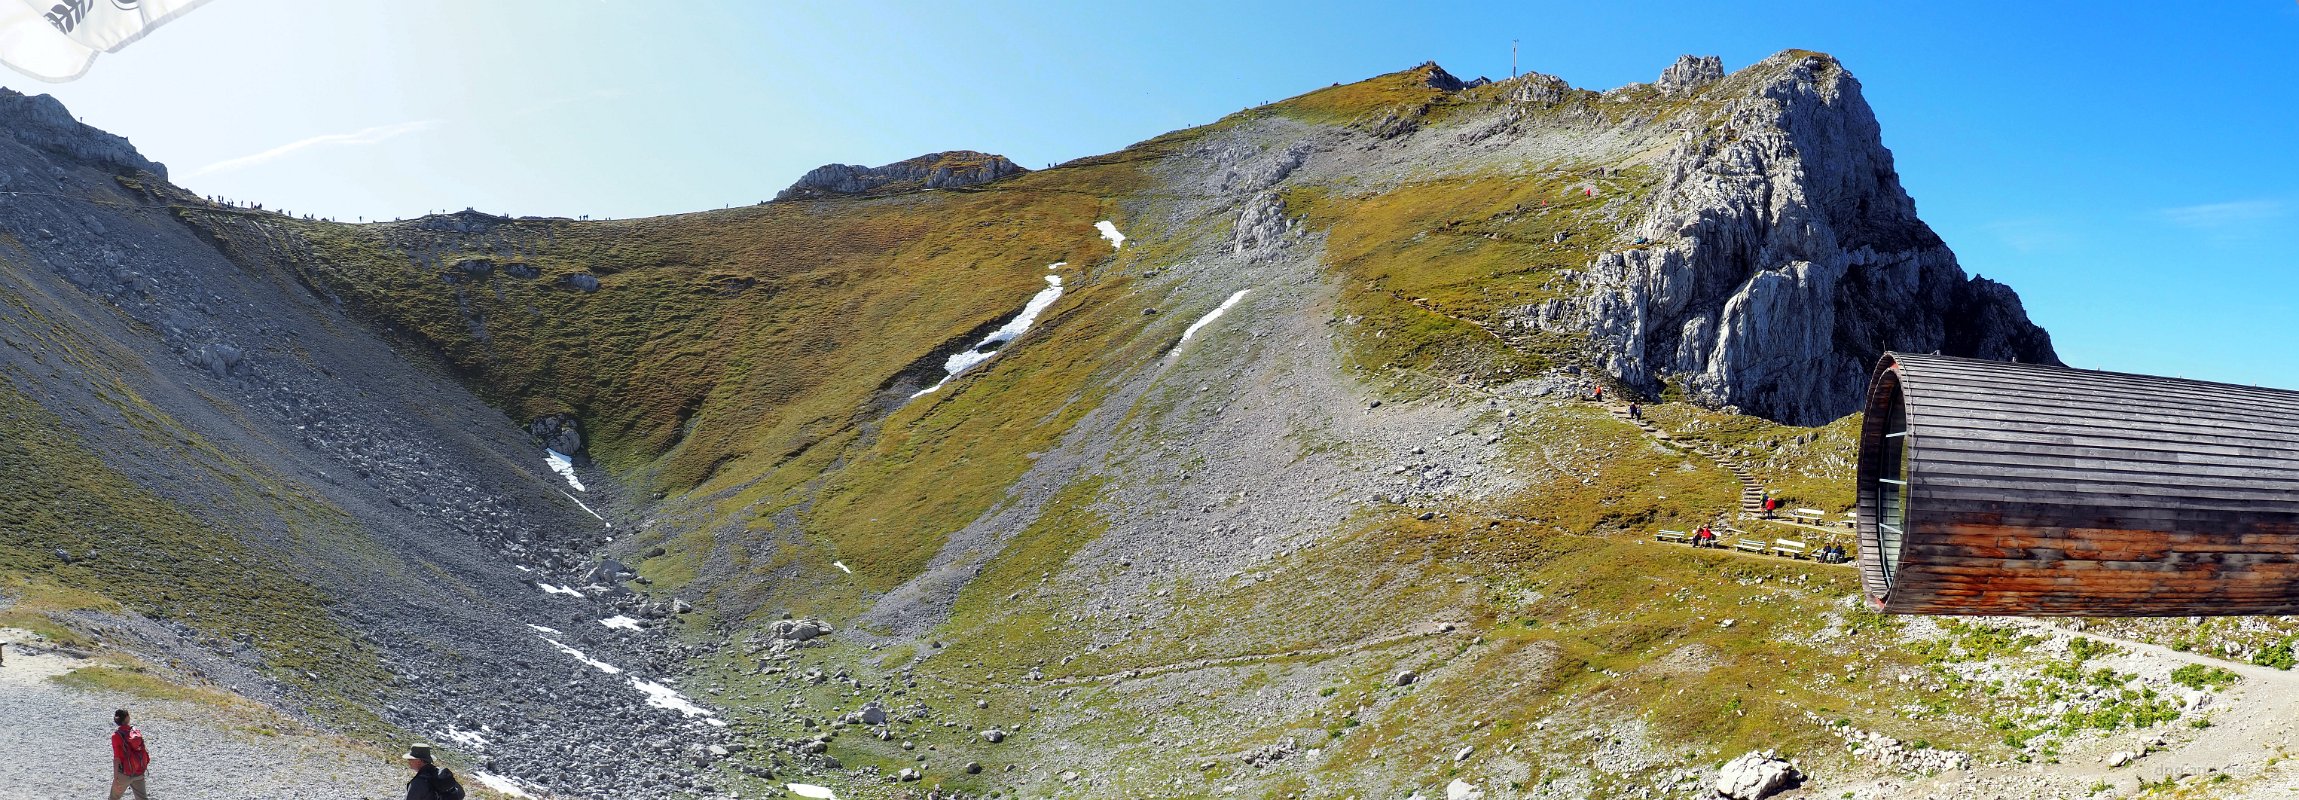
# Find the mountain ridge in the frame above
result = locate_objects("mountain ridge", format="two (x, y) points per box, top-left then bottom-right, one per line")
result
(7, 49), (2281, 800)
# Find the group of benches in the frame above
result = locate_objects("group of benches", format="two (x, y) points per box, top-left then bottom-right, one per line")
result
(1655, 528), (1850, 563)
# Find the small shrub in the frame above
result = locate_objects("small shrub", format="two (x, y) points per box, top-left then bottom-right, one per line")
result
(2168, 664), (2239, 691)
(2067, 637), (2120, 663)
(2253, 639), (2296, 670)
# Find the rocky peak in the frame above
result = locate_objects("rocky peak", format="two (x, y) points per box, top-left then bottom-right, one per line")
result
(1419, 61), (1474, 91)
(775, 150), (1025, 201)
(0, 89), (165, 179)
(1498, 71), (1572, 105)
(412, 208), (514, 233)
(1655, 55), (1725, 95)
(1529, 50), (2056, 424)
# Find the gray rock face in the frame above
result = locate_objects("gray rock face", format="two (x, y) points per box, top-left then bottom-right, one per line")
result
(1656, 55), (1725, 96)
(775, 150), (1025, 200)
(529, 413), (583, 454)
(1714, 750), (1798, 799)
(1231, 192), (1296, 258)
(0, 89), (166, 178)
(1526, 52), (2056, 424)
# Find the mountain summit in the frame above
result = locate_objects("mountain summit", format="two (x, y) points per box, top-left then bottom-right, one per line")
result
(775, 149), (1026, 200)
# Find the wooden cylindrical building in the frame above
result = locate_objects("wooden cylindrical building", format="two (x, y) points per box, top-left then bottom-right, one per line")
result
(1856, 352), (2299, 615)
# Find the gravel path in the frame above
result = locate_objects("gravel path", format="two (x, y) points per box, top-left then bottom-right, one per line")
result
(0, 640), (408, 800)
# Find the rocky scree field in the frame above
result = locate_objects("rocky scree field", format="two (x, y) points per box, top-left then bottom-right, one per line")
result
(2, 50), (2294, 800)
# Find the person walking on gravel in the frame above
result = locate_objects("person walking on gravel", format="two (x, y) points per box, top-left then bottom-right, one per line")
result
(108, 709), (151, 800)
(402, 743), (466, 800)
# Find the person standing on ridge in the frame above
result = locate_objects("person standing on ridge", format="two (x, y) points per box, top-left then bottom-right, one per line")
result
(108, 709), (150, 800)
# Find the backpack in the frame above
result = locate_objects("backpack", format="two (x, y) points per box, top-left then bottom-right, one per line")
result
(115, 728), (150, 777)
(430, 767), (466, 800)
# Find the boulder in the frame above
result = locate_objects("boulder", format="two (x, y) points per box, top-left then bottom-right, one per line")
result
(1714, 750), (1798, 800)
(768, 618), (833, 642)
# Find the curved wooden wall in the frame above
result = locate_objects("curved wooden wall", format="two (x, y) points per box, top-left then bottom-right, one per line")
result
(1857, 352), (2299, 615)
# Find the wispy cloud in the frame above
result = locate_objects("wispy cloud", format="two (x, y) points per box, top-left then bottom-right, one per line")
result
(1981, 218), (2077, 254)
(2158, 199), (2286, 230)
(190, 120), (441, 177)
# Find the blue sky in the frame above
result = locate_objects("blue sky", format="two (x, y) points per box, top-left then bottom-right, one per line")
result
(12, 1), (2296, 390)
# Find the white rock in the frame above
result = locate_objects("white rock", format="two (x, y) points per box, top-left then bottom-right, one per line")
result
(1714, 750), (1798, 800)
(1445, 779), (1483, 800)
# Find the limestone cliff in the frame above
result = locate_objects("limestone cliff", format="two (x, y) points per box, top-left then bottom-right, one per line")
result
(1525, 52), (2056, 424)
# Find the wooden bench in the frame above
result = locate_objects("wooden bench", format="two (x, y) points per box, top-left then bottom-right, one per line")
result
(1770, 538), (1808, 559)
(1732, 537), (1769, 553)
(1655, 530), (1691, 544)
(1788, 508), (1827, 523)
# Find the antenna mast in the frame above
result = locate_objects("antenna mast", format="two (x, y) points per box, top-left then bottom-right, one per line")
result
(1512, 39), (1518, 78)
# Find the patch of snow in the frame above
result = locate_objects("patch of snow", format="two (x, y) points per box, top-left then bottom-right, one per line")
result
(540, 636), (622, 675)
(788, 784), (838, 799)
(600, 615), (642, 631)
(1178, 289), (1251, 345)
(1095, 220), (1126, 249)
(525, 624), (563, 636)
(561, 490), (608, 525)
(833, 560), (852, 574)
(474, 772), (537, 799)
(631, 677), (715, 719)
(443, 726), (487, 750)
(545, 449), (585, 491)
(912, 268), (1066, 397)
(535, 583), (582, 598)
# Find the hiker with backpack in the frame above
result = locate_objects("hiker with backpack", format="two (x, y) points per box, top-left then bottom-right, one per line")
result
(109, 709), (150, 800)
(402, 743), (467, 800)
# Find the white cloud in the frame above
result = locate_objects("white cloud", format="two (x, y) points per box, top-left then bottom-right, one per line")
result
(1981, 218), (2077, 254)
(190, 120), (441, 177)
(2158, 199), (2286, 230)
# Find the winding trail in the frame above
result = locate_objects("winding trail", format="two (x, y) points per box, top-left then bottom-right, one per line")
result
(1904, 621), (2299, 798)
(984, 619), (1466, 689)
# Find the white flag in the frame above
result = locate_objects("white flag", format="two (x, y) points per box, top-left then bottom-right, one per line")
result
(0, 0), (211, 82)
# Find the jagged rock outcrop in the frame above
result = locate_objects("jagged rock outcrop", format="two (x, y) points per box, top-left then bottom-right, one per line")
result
(1421, 61), (1468, 91)
(0, 89), (166, 178)
(1231, 191), (1296, 258)
(1523, 52), (2056, 424)
(1656, 55), (1725, 95)
(775, 150), (1025, 200)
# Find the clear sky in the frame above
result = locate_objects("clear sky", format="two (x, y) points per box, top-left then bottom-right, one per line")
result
(10, 1), (2296, 390)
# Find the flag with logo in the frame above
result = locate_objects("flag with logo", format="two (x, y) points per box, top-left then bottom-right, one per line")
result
(0, 0), (211, 82)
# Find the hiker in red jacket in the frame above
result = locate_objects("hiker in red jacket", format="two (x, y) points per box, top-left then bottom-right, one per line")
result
(109, 709), (150, 800)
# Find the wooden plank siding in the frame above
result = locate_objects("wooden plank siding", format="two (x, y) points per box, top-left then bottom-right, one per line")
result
(1856, 352), (2299, 615)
